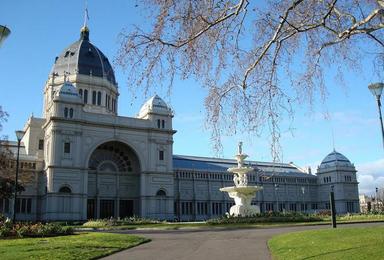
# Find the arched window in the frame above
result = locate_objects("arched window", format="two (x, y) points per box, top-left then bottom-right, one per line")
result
(157, 119), (161, 128)
(156, 189), (166, 196)
(69, 108), (74, 118)
(79, 89), (83, 97)
(59, 186), (72, 193)
(97, 91), (101, 105)
(92, 91), (97, 105)
(84, 89), (88, 103)
(64, 107), (68, 118)
(161, 120), (165, 129)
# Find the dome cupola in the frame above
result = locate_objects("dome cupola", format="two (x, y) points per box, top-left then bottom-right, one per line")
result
(319, 150), (353, 169)
(51, 27), (116, 86)
(53, 81), (82, 104)
(44, 25), (119, 117)
(138, 95), (172, 117)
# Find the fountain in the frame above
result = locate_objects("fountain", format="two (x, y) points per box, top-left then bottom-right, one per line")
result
(220, 142), (263, 217)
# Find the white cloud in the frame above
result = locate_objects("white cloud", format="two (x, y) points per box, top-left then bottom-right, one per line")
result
(356, 159), (384, 195)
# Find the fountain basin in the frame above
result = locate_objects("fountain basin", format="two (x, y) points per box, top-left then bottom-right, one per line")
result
(220, 186), (263, 217)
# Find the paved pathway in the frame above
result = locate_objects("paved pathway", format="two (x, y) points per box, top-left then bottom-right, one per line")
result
(101, 222), (383, 260)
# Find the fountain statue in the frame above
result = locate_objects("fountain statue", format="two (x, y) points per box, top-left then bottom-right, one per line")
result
(220, 142), (263, 216)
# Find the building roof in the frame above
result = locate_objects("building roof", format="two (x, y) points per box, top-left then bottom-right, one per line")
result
(319, 150), (352, 169)
(51, 26), (116, 86)
(0, 141), (39, 161)
(173, 155), (314, 177)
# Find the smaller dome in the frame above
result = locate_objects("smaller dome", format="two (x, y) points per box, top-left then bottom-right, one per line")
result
(54, 81), (82, 103)
(319, 150), (352, 169)
(138, 95), (172, 116)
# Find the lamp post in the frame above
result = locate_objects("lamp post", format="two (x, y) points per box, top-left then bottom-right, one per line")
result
(301, 186), (305, 212)
(376, 187), (379, 211)
(12, 130), (25, 223)
(0, 25), (11, 47)
(368, 83), (384, 150)
(330, 185), (337, 228)
(274, 184), (279, 212)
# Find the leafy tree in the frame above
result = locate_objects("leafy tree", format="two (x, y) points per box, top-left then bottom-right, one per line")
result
(117, 0), (384, 159)
(0, 141), (25, 199)
(0, 108), (26, 199)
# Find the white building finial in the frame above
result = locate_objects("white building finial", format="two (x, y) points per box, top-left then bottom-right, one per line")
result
(238, 141), (243, 155)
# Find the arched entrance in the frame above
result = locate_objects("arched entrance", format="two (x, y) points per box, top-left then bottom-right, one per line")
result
(87, 141), (140, 219)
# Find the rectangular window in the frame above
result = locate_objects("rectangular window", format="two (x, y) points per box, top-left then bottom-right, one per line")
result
(97, 91), (101, 105)
(27, 198), (32, 213)
(266, 203), (274, 211)
(64, 142), (71, 154)
(84, 89), (88, 104)
(38, 139), (44, 150)
(15, 198), (32, 214)
(159, 150), (164, 161)
(5, 199), (9, 213)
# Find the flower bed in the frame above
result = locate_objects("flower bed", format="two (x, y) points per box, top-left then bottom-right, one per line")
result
(0, 215), (73, 238)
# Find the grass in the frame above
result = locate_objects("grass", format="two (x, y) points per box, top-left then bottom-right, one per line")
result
(268, 225), (384, 260)
(0, 232), (150, 260)
(78, 219), (384, 231)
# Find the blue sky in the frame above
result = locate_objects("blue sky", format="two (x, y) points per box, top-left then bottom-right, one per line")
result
(0, 0), (383, 195)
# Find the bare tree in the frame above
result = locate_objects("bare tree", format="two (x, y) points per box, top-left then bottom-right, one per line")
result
(0, 106), (8, 133)
(116, 0), (384, 160)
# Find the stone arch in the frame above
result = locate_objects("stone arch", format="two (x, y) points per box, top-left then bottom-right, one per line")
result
(86, 141), (141, 220)
(85, 138), (144, 171)
(156, 189), (167, 196)
(59, 185), (72, 193)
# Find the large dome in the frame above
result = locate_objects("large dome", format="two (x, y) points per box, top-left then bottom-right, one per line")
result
(319, 150), (352, 169)
(51, 27), (116, 85)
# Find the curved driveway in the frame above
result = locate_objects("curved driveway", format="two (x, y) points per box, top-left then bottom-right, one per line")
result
(102, 222), (383, 260)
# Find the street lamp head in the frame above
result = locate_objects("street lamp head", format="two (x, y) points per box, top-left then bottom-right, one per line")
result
(0, 25), (11, 47)
(368, 83), (384, 98)
(15, 130), (25, 142)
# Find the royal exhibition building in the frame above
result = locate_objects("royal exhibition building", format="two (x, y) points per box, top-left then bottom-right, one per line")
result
(0, 26), (360, 222)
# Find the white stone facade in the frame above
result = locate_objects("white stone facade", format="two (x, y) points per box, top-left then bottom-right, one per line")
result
(0, 27), (360, 221)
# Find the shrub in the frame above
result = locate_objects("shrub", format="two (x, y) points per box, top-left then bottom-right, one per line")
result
(0, 219), (74, 238)
(82, 216), (160, 228)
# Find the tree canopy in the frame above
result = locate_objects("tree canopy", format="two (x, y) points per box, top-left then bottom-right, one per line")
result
(117, 0), (384, 159)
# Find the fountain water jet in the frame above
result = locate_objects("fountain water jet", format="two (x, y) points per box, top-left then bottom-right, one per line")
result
(220, 142), (263, 217)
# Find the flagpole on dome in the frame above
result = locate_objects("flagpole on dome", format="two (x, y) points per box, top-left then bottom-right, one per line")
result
(83, 0), (89, 29)
(81, 0), (90, 40)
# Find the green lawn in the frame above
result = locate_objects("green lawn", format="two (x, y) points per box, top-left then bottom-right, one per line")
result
(0, 232), (149, 260)
(268, 225), (384, 260)
(79, 219), (384, 231)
